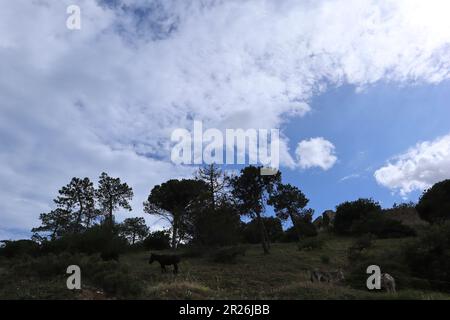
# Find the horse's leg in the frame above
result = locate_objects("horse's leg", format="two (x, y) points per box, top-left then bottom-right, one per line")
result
(173, 263), (178, 274)
(160, 263), (166, 273)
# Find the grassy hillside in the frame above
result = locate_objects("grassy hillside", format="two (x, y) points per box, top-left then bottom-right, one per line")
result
(0, 235), (449, 300)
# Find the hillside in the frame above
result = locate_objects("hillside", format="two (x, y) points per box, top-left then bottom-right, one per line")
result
(384, 207), (428, 228)
(1, 235), (449, 300)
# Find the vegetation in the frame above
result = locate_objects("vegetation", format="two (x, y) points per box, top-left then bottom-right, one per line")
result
(2, 237), (449, 300)
(1, 166), (450, 299)
(334, 198), (381, 235)
(416, 179), (450, 223)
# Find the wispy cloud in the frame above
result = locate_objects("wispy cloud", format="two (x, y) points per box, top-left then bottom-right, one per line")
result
(340, 174), (361, 182)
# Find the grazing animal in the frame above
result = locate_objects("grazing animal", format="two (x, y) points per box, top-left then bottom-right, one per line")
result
(310, 269), (330, 282)
(381, 273), (396, 293)
(327, 269), (345, 282)
(310, 269), (344, 283)
(149, 253), (181, 274)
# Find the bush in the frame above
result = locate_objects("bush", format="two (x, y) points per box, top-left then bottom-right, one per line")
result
(334, 198), (381, 235)
(351, 213), (416, 238)
(296, 218), (318, 238)
(190, 205), (242, 247)
(280, 226), (300, 243)
(10, 253), (142, 296)
(0, 240), (40, 258)
(345, 247), (411, 290)
(416, 179), (450, 224)
(181, 245), (208, 258)
(40, 225), (128, 260)
(242, 217), (283, 244)
(298, 237), (324, 251)
(143, 230), (171, 251)
(212, 246), (246, 264)
(91, 268), (141, 296)
(405, 222), (450, 290)
(351, 233), (374, 251)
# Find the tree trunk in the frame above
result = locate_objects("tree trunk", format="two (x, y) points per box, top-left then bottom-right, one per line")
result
(210, 174), (216, 211)
(289, 212), (301, 239)
(108, 198), (114, 232)
(256, 213), (270, 254)
(171, 217), (178, 250)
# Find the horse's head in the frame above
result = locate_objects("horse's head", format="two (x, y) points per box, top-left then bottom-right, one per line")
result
(148, 253), (155, 264)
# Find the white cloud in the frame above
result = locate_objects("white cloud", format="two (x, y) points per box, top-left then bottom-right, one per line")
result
(1, 0), (450, 237)
(340, 174), (361, 182)
(374, 134), (450, 195)
(295, 138), (337, 170)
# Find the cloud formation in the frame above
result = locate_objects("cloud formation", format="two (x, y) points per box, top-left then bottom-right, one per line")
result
(296, 138), (337, 170)
(374, 134), (450, 196)
(1, 0), (450, 237)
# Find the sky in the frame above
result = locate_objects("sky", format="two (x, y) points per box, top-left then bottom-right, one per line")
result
(1, 0), (450, 240)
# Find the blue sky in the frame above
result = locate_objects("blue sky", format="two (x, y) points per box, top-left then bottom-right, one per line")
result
(282, 80), (450, 214)
(1, 0), (450, 240)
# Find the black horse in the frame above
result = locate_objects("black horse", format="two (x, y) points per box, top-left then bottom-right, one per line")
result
(149, 253), (181, 274)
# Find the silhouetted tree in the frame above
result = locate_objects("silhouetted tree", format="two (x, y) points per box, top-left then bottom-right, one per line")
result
(96, 172), (133, 230)
(143, 230), (171, 250)
(268, 183), (310, 238)
(143, 179), (207, 249)
(242, 217), (284, 244)
(118, 217), (149, 244)
(334, 198), (381, 235)
(54, 177), (96, 232)
(416, 179), (450, 224)
(230, 166), (281, 254)
(32, 208), (72, 240)
(195, 164), (229, 210)
(189, 165), (241, 246)
(322, 213), (330, 228)
(190, 203), (241, 246)
(295, 209), (318, 238)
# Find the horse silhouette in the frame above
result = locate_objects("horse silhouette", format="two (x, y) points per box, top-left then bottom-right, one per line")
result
(148, 253), (181, 274)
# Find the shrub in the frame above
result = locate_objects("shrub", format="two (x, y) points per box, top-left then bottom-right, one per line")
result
(212, 246), (246, 264)
(280, 226), (300, 243)
(0, 240), (40, 258)
(10, 252), (142, 296)
(334, 198), (381, 235)
(143, 230), (171, 250)
(296, 218), (318, 238)
(351, 214), (416, 238)
(345, 244), (413, 290)
(92, 269), (141, 296)
(190, 204), (242, 247)
(416, 179), (450, 224)
(351, 234), (374, 251)
(39, 225), (128, 260)
(298, 237), (324, 251)
(11, 252), (83, 278)
(405, 222), (450, 290)
(181, 245), (208, 258)
(242, 217), (283, 244)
